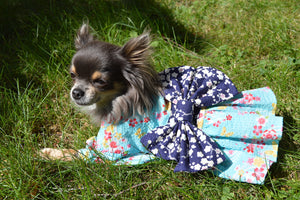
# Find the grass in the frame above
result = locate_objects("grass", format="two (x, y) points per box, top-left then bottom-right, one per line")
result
(0, 0), (299, 199)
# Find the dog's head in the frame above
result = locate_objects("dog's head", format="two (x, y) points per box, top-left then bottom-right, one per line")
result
(70, 24), (161, 123)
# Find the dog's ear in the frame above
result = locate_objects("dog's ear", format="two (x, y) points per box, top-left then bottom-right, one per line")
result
(75, 23), (94, 50)
(121, 32), (151, 66)
(120, 31), (161, 116)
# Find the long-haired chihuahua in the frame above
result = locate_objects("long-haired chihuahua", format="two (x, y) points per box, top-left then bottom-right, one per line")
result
(70, 24), (161, 124)
(40, 24), (161, 160)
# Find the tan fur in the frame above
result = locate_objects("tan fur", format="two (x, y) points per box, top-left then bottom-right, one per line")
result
(91, 71), (102, 80)
(39, 148), (78, 161)
(70, 65), (77, 74)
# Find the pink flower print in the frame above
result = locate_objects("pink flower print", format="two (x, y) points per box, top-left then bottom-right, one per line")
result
(213, 120), (221, 127)
(245, 93), (253, 100)
(256, 139), (265, 145)
(264, 132), (273, 139)
(92, 140), (98, 149)
(114, 149), (121, 154)
(110, 141), (118, 148)
(262, 129), (278, 140)
(256, 140), (265, 149)
(104, 130), (112, 140)
(243, 93), (261, 104)
(163, 110), (168, 115)
(144, 117), (150, 123)
(244, 144), (255, 153)
(226, 115), (232, 120)
(253, 125), (263, 136)
(257, 117), (266, 125)
(199, 113), (204, 118)
(252, 167), (265, 181)
(127, 144), (131, 148)
(247, 158), (254, 165)
(156, 113), (162, 120)
(129, 119), (138, 127)
(244, 93), (255, 104)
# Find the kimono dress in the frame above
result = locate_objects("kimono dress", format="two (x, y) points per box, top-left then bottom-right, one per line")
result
(79, 66), (283, 184)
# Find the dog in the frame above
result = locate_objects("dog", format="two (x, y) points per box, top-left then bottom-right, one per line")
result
(40, 24), (283, 184)
(40, 24), (162, 161)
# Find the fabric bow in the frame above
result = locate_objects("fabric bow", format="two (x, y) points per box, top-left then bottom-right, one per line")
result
(141, 66), (239, 172)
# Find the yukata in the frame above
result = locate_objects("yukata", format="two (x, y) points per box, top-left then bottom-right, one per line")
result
(79, 66), (283, 184)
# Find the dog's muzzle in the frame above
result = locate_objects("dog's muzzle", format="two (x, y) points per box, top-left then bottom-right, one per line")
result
(70, 80), (99, 105)
(72, 88), (85, 100)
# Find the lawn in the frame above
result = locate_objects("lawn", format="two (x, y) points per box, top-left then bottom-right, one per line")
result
(0, 0), (299, 199)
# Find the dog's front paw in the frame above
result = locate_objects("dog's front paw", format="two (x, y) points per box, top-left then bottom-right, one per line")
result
(39, 148), (78, 161)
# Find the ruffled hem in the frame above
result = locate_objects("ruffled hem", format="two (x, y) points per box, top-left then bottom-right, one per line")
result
(198, 87), (283, 184)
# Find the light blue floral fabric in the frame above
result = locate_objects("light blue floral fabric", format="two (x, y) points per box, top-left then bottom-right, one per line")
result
(78, 66), (283, 184)
(198, 87), (282, 184)
(78, 96), (171, 165)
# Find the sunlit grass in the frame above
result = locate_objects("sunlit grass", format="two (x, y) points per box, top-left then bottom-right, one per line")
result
(0, 0), (299, 199)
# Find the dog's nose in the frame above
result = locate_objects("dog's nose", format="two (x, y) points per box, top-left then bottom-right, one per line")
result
(72, 89), (85, 100)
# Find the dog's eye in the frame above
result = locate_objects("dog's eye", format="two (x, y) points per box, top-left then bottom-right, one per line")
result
(70, 72), (76, 79)
(93, 79), (107, 86)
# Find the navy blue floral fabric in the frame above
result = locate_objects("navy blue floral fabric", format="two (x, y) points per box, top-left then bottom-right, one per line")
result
(141, 66), (239, 172)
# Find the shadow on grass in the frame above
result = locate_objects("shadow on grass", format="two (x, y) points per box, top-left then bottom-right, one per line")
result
(122, 0), (204, 48)
(0, 0), (205, 90)
(0, 0), (207, 143)
(267, 110), (299, 185)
